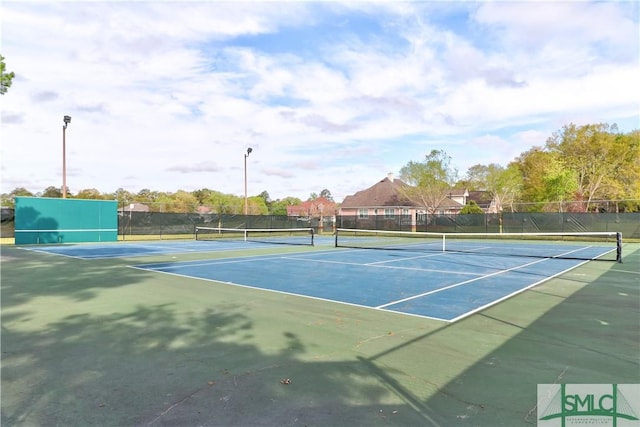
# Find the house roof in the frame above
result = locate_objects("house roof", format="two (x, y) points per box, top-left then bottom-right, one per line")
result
(467, 191), (493, 208)
(286, 197), (337, 216)
(122, 202), (150, 212)
(340, 176), (419, 208)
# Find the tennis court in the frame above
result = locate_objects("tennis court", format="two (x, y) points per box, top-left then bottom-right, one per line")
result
(19, 236), (333, 260)
(3, 229), (638, 427)
(132, 236), (616, 322)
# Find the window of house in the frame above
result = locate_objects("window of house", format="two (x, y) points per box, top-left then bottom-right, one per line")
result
(384, 208), (395, 218)
(358, 209), (368, 219)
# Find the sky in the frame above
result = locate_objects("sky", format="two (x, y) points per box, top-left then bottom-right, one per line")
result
(1, 1), (638, 202)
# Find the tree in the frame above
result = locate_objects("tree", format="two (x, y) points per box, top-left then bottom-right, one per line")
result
(75, 188), (104, 199)
(464, 163), (523, 212)
(137, 188), (160, 203)
(203, 191), (243, 214)
(541, 155), (578, 211)
(515, 147), (555, 211)
(319, 189), (334, 202)
(41, 186), (63, 198)
(269, 197), (302, 215)
(170, 190), (199, 213)
(0, 55), (15, 95)
(545, 123), (635, 210)
(399, 149), (458, 213)
(247, 196), (268, 215)
(605, 130), (640, 208)
(464, 164), (491, 190)
(1, 187), (34, 207)
(111, 188), (134, 207)
(308, 192), (318, 201)
(257, 191), (273, 213)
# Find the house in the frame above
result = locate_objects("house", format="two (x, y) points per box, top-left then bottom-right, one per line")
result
(339, 173), (419, 220)
(468, 191), (497, 213)
(338, 173), (496, 228)
(286, 197), (337, 219)
(121, 202), (150, 212)
(439, 188), (497, 213)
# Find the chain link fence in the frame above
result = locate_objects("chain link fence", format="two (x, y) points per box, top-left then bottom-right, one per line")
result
(2, 201), (639, 240)
(336, 212), (640, 238)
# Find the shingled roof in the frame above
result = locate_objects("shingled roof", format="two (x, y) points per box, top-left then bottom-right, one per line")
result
(341, 174), (419, 208)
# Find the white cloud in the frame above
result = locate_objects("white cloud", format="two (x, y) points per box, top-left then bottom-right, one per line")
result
(1, 1), (637, 202)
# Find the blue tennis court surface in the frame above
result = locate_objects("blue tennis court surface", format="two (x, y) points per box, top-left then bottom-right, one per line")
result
(132, 245), (612, 322)
(19, 237), (336, 259)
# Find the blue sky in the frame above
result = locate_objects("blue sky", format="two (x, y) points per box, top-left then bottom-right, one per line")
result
(1, 1), (638, 202)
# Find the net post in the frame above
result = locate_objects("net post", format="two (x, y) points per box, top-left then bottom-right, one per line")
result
(335, 229), (339, 247)
(616, 232), (622, 263)
(310, 228), (315, 246)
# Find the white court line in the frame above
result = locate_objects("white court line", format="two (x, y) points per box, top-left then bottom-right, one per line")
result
(280, 256), (484, 276)
(376, 246), (592, 310)
(375, 258), (549, 309)
(447, 259), (594, 323)
(18, 247), (87, 260)
(129, 262), (450, 323)
(366, 251), (451, 265)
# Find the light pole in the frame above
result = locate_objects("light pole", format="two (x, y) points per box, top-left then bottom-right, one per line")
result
(244, 147), (253, 215)
(62, 115), (71, 198)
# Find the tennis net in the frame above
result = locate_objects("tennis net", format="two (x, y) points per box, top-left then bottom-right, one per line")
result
(196, 226), (315, 246)
(334, 228), (622, 262)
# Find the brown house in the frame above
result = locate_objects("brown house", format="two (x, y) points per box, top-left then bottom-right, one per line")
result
(338, 174), (496, 221)
(339, 173), (419, 218)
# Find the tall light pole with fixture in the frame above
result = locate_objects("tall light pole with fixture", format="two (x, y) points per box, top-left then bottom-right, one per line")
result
(244, 147), (253, 215)
(62, 115), (71, 198)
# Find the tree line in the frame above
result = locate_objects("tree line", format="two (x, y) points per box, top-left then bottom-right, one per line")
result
(1, 186), (335, 216)
(400, 123), (639, 213)
(2, 123), (638, 213)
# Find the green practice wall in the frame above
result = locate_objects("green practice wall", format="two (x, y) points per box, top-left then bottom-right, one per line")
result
(14, 197), (118, 244)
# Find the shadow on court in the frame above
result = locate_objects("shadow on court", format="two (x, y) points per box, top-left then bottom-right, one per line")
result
(1, 244), (638, 426)
(360, 244), (639, 426)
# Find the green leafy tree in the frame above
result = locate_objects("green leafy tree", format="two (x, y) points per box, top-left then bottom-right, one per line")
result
(1, 187), (35, 207)
(137, 188), (160, 203)
(258, 190), (272, 213)
(75, 188), (104, 199)
(545, 123), (636, 209)
(111, 188), (134, 207)
(1, 55), (15, 95)
(41, 186), (63, 198)
(463, 163), (523, 212)
(515, 147), (555, 210)
(605, 130), (640, 208)
(542, 155), (578, 211)
(171, 190), (199, 212)
(399, 149), (458, 214)
(247, 196), (268, 215)
(203, 191), (242, 214)
(269, 197), (302, 215)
